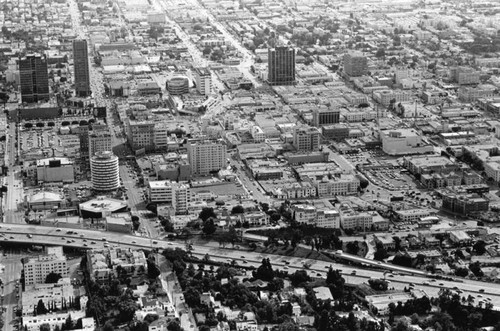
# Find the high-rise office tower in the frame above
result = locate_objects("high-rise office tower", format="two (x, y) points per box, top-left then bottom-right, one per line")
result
(19, 54), (50, 103)
(73, 40), (91, 97)
(268, 46), (295, 86)
(193, 67), (212, 95)
(343, 51), (368, 77)
(293, 126), (321, 152)
(312, 108), (340, 127)
(88, 128), (112, 157)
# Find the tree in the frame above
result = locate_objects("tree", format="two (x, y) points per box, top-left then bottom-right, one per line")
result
(254, 258), (275, 281)
(45, 272), (62, 284)
(368, 278), (389, 291)
(375, 48), (386, 58)
(39, 324), (51, 331)
(231, 205), (244, 214)
(36, 299), (48, 315)
(473, 240), (487, 255)
(147, 259), (161, 279)
(374, 243), (388, 261)
(167, 320), (183, 331)
(202, 218), (217, 235)
(290, 270), (311, 287)
(469, 261), (483, 277)
(199, 207), (217, 222)
(346, 241), (360, 255)
(455, 267), (469, 277)
(277, 321), (301, 331)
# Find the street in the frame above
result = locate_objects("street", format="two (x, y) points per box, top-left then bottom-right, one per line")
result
(1, 250), (24, 331)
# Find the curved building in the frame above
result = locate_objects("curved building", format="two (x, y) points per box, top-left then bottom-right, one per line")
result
(90, 151), (120, 191)
(166, 76), (189, 95)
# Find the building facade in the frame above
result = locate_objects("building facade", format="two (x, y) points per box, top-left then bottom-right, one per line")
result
(293, 126), (321, 152)
(19, 54), (50, 103)
(193, 67), (212, 95)
(24, 251), (69, 286)
(148, 180), (190, 214)
(88, 129), (112, 157)
(312, 108), (340, 127)
(36, 158), (75, 184)
(343, 51), (368, 77)
(73, 40), (91, 97)
(268, 46), (296, 86)
(127, 120), (155, 151)
(90, 151), (120, 191)
(187, 140), (227, 176)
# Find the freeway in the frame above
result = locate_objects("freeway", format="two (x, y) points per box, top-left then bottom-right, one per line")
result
(242, 232), (428, 276)
(1, 223), (500, 311)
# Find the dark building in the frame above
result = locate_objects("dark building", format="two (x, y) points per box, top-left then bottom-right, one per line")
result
(19, 54), (49, 103)
(343, 51), (368, 77)
(73, 40), (91, 97)
(312, 108), (340, 127)
(441, 192), (489, 216)
(322, 124), (350, 141)
(268, 46), (295, 86)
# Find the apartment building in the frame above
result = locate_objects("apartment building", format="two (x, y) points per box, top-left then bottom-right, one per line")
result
(87, 248), (147, 283)
(23, 247), (69, 286)
(292, 205), (340, 228)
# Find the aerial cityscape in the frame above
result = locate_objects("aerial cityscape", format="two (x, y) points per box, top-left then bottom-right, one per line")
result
(1, 0), (500, 330)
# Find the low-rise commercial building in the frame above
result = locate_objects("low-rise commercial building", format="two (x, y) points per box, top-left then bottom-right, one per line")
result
(380, 129), (433, 155)
(148, 181), (190, 214)
(36, 158), (75, 184)
(394, 209), (433, 222)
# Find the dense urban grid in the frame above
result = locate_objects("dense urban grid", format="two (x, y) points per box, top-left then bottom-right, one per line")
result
(1, 0), (500, 330)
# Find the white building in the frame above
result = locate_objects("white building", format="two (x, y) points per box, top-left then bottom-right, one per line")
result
(373, 90), (412, 105)
(292, 205), (340, 228)
(193, 67), (212, 95)
(314, 175), (360, 196)
(23, 247), (69, 286)
(380, 129), (434, 155)
(22, 278), (87, 317)
(23, 312), (93, 331)
(148, 181), (190, 214)
(90, 151), (120, 191)
(395, 209), (433, 222)
(251, 125), (266, 142)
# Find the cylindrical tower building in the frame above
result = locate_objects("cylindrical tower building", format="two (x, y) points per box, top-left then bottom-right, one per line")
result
(90, 151), (120, 191)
